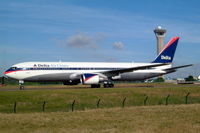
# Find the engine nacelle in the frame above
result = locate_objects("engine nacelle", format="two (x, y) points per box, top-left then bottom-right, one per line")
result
(81, 73), (100, 84)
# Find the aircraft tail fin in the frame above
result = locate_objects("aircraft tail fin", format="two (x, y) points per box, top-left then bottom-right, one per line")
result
(152, 37), (179, 63)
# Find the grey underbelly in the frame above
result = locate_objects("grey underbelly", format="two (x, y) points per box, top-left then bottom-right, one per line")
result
(24, 73), (71, 82)
(117, 72), (162, 81)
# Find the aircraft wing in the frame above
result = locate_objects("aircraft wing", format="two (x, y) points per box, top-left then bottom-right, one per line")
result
(101, 63), (168, 77)
(164, 64), (193, 73)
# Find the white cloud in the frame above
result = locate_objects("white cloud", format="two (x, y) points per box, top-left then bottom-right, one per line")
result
(112, 41), (124, 50)
(65, 33), (97, 48)
(64, 32), (107, 49)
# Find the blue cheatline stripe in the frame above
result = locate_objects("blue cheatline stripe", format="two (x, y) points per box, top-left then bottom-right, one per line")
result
(25, 67), (121, 70)
(5, 67), (123, 72)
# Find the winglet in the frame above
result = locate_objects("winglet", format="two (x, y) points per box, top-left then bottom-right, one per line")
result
(152, 37), (179, 63)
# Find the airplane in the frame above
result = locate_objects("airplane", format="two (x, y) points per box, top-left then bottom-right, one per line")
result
(4, 37), (192, 89)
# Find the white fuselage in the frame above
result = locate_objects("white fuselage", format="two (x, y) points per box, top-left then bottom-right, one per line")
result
(4, 62), (171, 82)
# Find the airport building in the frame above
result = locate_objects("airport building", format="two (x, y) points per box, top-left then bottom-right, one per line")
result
(154, 26), (167, 55)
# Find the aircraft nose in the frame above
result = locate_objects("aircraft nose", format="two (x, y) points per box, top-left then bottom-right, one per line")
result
(4, 70), (8, 75)
(3, 68), (13, 77)
(3, 67), (20, 79)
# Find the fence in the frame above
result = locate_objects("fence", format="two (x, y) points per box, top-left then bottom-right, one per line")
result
(3, 92), (195, 113)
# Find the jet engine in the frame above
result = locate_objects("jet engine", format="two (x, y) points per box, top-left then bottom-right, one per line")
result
(81, 73), (100, 84)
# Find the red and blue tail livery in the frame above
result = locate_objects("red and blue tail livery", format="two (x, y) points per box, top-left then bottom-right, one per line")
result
(152, 37), (179, 63)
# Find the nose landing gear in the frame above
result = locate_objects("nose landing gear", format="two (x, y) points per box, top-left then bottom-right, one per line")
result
(19, 80), (24, 90)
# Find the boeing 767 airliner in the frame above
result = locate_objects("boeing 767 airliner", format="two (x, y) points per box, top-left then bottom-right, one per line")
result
(4, 37), (192, 89)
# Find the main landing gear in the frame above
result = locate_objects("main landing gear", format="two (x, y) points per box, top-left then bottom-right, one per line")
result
(90, 81), (114, 88)
(103, 83), (114, 88)
(91, 84), (101, 88)
(103, 81), (114, 88)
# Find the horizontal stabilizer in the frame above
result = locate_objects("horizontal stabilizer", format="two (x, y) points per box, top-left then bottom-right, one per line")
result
(165, 64), (193, 72)
(103, 63), (167, 77)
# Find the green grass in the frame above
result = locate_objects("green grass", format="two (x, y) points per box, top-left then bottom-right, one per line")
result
(0, 83), (200, 113)
(0, 104), (199, 133)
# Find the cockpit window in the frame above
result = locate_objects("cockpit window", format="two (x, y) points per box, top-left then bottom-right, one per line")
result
(11, 67), (17, 70)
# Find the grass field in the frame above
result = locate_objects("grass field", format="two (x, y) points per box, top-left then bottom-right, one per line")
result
(0, 83), (200, 133)
(0, 104), (199, 133)
(0, 83), (200, 113)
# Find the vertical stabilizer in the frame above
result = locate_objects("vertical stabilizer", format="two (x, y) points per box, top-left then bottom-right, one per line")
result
(152, 37), (179, 63)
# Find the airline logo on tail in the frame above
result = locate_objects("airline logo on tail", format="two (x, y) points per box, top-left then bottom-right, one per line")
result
(153, 37), (179, 63)
(161, 55), (171, 60)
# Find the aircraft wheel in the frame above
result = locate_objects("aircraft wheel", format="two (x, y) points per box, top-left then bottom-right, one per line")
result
(103, 84), (109, 88)
(19, 85), (24, 90)
(109, 83), (114, 88)
(104, 83), (114, 88)
(91, 84), (101, 88)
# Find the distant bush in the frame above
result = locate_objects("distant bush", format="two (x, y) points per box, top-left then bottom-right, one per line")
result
(185, 75), (196, 81)
(153, 77), (165, 82)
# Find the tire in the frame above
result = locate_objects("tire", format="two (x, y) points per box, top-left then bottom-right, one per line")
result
(109, 84), (114, 88)
(20, 86), (24, 90)
(103, 84), (109, 88)
(97, 84), (101, 88)
(91, 84), (101, 88)
(104, 83), (114, 88)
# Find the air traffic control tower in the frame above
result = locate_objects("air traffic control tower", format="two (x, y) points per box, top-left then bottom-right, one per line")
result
(154, 26), (167, 55)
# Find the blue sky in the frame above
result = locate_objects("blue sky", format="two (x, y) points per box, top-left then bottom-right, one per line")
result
(0, 0), (200, 77)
